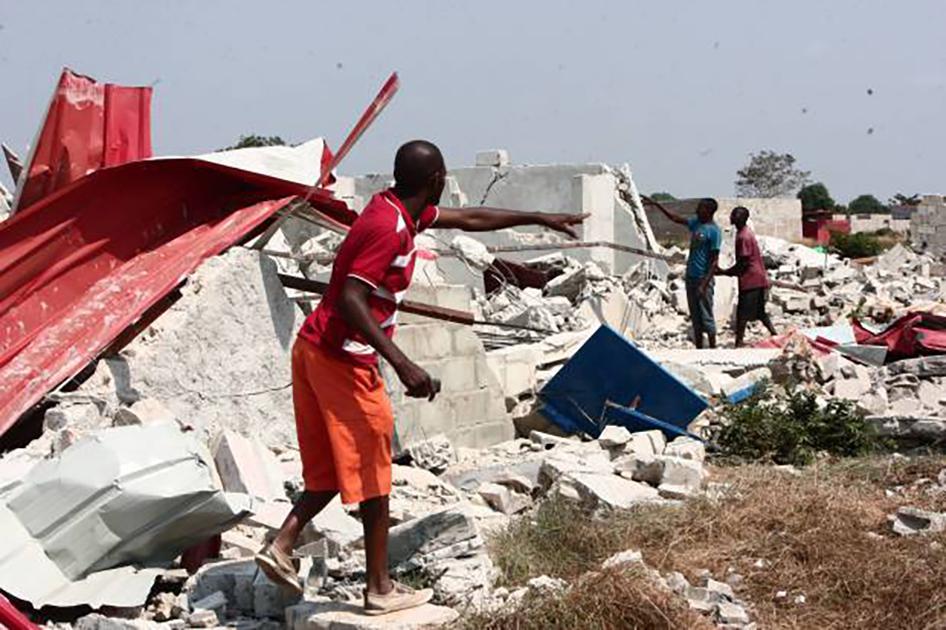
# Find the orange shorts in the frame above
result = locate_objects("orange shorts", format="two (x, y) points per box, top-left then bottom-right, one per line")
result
(291, 337), (394, 505)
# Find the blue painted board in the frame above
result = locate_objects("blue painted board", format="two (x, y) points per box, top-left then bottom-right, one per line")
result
(538, 325), (708, 438)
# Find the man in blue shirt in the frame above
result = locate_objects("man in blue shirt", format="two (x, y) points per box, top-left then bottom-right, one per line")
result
(645, 197), (722, 348)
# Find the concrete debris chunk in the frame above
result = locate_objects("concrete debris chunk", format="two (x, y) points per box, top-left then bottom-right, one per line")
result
(613, 452), (664, 486)
(597, 425), (632, 449)
(387, 505), (480, 569)
(191, 590), (227, 620)
(113, 398), (178, 426)
(212, 429), (286, 502)
(891, 506), (946, 536)
(663, 436), (706, 463)
(656, 455), (707, 499)
(601, 549), (643, 570)
(717, 601), (751, 625)
(404, 434), (456, 473)
(285, 599), (458, 630)
(477, 481), (531, 515)
(563, 471), (661, 510)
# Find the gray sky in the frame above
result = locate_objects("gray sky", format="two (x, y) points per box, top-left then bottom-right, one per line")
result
(1, 1), (944, 203)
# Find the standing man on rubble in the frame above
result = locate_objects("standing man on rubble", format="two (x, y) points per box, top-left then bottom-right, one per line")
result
(256, 140), (586, 614)
(717, 206), (777, 347)
(645, 197), (722, 348)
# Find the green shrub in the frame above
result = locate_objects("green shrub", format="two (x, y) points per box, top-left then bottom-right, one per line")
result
(710, 384), (886, 466)
(829, 231), (883, 258)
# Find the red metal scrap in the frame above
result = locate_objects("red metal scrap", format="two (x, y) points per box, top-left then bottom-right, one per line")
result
(13, 68), (153, 213)
(0, 157), (354, 433)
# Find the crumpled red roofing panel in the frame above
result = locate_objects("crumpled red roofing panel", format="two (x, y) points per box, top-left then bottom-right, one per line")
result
(852, 312), (946, 362)
(13, 68), (153, 213)
(0, 158), (354, 432)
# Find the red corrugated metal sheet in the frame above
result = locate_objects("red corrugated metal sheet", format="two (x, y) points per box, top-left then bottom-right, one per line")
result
(852, 312), (946, 362)
(0, 158), (354, 432)
(12, 68), (152, 213)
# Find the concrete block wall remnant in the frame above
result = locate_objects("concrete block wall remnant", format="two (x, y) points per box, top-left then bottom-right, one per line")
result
(834, 213), (910, 234)
(646, 197), (801, 243)
(911, 195), (946, 255)
(348, 152), (657, 290)
(385, 284), (513, 451)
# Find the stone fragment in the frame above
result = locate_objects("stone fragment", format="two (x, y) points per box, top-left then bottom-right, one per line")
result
(529, 430), (576, 449)
(186, 610), (218, 628)
(404, 434), (456, 473)
(290, 601), (459, 629)
(656, 455), (706, 499)
(663, 437), (706, 463)
(545, 266), (587, 301)
(191, 590), (227, 620)
(627, 430), (666, 457)
(598, 425), (632, 449)
(252, 570), (301, 618)
(387, 506), (480, 569)
(564, 472), (660, 510)
(537, 451), (613, 490)
(113, 398), (177, 426)
(151, 592), (179, 621)
(212, 430), (286, 502)
(601, 549), (643, 570)
(434, 553), (498, 607)
(832, 363), (873, 400)
(477, 482), (531, 515)
(74, 614), (159, 630)
(717, 601), (750, 625)
(527, 575), (567, 594)
(613, 453), (664, 486)
(43, 401), (105, 433)
(891, 506), (946, 536)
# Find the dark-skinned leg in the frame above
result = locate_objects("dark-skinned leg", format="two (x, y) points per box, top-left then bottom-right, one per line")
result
(760, 313), (777, 337)
(361, 495), (394, 596)
(271, 489), (337, 556)
(735, 317), (747, 348)
(707, 332), (717, 349)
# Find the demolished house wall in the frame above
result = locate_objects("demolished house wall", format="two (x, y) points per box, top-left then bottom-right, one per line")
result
(349, 155), (658, 290)
(910, 194), (946, 255)
(646, 197), (801, 243)
(384, 282), (515, 451)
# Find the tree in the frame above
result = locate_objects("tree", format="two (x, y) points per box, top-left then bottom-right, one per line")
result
(848, 194), (888, 215)
(219, 134), (286, 151)
(797, 182), (835, 213)
(650, 192), (676, 202)
(735, 150), (810, 198)
(888, 193), (921, 207)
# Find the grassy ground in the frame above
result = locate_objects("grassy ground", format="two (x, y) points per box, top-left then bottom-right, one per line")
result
(464, 456), (946, 629)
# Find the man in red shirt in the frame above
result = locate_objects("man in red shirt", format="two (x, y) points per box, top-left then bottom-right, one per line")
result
(256, 140), (585, 614)
(717, 206), (777, 347)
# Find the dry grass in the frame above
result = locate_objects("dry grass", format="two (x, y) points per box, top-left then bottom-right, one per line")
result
(477, 457), (946, 629)
(461, 567), (714, 630)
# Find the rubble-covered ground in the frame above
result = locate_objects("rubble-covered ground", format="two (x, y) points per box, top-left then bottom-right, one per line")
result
(5, 231), (946, 630)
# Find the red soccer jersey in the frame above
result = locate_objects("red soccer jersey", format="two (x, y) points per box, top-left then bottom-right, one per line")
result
(298, 189), (439, 365)
(734, 227), (770, 292)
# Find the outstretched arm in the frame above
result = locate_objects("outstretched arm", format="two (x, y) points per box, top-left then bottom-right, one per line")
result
(435, 206), (588, 238)
(640, 195), (688, 226)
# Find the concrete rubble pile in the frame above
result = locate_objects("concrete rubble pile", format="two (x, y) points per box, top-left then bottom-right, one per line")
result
(6, 145), (946, 629)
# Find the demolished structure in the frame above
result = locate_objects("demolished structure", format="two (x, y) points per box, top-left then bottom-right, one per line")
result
(3, 69), (946, 630)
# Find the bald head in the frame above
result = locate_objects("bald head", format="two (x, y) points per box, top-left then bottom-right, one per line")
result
(393, 140), (446, 201)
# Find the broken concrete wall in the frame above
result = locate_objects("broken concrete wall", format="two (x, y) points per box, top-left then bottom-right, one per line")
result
(646, 197), (801, 243)
(348, 153), (658, 289)
(838, 212), (911, 234)
(910, 194), (946, 255)
(384, 283), (514, 451)
(78, 247), (299, 451)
